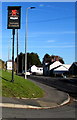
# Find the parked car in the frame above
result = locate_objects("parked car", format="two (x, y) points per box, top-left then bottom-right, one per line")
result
(26, 71), (31, 76)
(22, 70), (31, 76)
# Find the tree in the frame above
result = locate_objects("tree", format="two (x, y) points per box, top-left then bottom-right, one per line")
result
(51, 55), (65, 64)
(42, 54), (65, 64)
(15, 52), (41, 72)
(27, 52), (41, 69)
(43, 53), (51, 64)
(15, 52), (24, 73)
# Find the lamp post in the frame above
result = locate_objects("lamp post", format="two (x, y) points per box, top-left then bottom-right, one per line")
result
(25, 7), (36, 79)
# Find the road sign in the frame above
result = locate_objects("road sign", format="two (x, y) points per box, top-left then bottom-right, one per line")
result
(7, 6), (21, 29)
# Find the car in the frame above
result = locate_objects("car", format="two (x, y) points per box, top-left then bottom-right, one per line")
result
(25, 71), (30, 76)
(22, 70), (31, 76)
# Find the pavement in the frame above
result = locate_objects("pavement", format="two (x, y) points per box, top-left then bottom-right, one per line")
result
(1, 78), (71, 109)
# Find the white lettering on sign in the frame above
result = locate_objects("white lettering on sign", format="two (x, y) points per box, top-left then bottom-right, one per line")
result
(10, 17), (18, 20)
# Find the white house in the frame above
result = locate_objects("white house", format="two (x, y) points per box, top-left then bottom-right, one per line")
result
(36, 67), (43, 75)
(30, 65), (43, 75)
(53, 64), (71, 76)
(6, 61), (12, 70)
(30, 65), (37, 73)
(43, 61), (62, 76)
(43, 61), (71, 76)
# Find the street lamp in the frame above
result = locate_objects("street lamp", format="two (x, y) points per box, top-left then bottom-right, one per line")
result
(25, 7), (36, 79)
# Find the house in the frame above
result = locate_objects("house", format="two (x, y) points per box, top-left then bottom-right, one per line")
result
(0, 59), (5, 69)
(43, 61), (62, 76)
(43, 62), (50, 76)
(49, 61), (63, 76)
(30, 65), (43, 75)
(36, 67), (43, 75)
(69, 62), (77, 75)
(53, 64), (71, 77)
(6, 60), (12, 70)
(6, 60), (17, 72)
(30, 65), (37, 74)
(43, 61), (71, 77)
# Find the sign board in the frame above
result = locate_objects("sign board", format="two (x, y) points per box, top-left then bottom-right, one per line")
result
(7, 6), (21, 29)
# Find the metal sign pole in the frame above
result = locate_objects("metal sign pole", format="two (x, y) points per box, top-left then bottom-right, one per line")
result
(11, 29), (15, 82)
(7, 6), (21, 82)
(17, 29), (19, 75)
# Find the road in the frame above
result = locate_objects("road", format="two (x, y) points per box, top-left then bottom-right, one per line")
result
(29, 75), (77, 98)
(2, 102), (76, 118)
(1, 75), (77, 119)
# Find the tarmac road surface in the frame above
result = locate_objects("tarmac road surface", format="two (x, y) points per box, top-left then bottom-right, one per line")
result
(1, 75), (77, 119)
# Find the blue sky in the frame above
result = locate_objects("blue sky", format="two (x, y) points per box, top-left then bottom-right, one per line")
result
(2, 2), (75, 64)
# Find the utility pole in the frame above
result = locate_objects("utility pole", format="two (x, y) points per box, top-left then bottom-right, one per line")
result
(17, 29), (19, 75)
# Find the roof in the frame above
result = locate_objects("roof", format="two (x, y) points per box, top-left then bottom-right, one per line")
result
(0, 59), (5, 63)
(7, 60), (12, 62)
(49, 61), (62, 70)
(54, 65), (69, 72)
(69, 62), (77, 69)
(62, 64), (71, 69)
(74, 62), (77, 66)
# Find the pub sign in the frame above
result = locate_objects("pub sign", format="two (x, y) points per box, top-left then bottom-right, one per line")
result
(7, 6), (21, 29)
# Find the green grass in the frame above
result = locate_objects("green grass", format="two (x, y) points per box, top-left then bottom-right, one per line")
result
(0, 70), (44, 98)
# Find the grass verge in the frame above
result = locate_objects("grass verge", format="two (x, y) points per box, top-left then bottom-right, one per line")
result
(0, 70), (44, 98)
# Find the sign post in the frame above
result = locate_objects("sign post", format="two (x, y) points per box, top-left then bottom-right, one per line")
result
(7, 6), (21, 82)
(11, 29), (15, 82)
